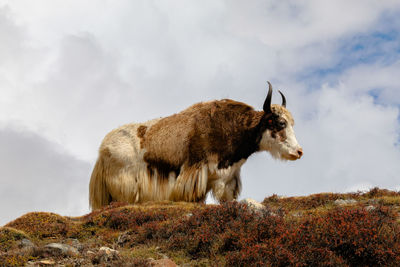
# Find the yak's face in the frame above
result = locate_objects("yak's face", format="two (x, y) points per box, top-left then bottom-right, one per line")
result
(259, 104), (303, 161)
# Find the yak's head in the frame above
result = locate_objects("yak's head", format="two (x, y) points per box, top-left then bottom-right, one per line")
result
(258, 82), (303, 161)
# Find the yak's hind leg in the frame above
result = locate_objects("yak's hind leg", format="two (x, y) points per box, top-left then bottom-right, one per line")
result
(100, 147), (144, 204)
(89, 146), (143, 209)
(170, 163), (208, 202)
(106, 165), (142, 204)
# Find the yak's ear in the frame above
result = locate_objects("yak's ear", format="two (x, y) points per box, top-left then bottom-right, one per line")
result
(263, 81), (273, 114)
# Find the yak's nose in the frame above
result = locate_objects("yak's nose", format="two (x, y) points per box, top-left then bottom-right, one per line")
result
(297, 148), (303, 158)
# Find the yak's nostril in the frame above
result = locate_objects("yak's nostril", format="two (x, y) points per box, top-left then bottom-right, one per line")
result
(297, 148), (303, 158)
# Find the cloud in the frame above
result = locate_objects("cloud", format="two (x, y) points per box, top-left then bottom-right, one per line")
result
(0, 125), (91, 226)
(340, 61), (400, 105)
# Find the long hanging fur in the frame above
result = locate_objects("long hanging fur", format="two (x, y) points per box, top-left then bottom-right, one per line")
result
(89, 156), (111, 210)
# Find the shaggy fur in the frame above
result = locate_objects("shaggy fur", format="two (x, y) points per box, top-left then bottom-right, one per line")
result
(89, 99), (301, 210)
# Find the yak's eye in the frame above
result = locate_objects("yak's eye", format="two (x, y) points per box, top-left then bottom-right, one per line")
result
(279, 121), (287, 128)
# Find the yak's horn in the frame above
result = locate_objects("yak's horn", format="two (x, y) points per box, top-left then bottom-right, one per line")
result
(278, 90), (286, 107)
(263, 81), (273, 114)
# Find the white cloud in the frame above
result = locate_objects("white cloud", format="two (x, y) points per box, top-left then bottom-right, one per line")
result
(340, 61), (400, 105)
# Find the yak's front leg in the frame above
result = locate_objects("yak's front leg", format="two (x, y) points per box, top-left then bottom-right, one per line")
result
(212, 169), (242, 203)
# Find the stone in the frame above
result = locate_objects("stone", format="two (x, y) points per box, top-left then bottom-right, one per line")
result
(19, 238), (36, 255)
(87, 250), (96, 256)
(365, 205), (376, 211)
(66, 238), (84, 252)
(38, 259), (56, 265)
(44, 242), (79, 256)
(26, 259), (56, 265)
(99, 246), (119, 256)
(150, 258), (177, 267)
(291, 211), (304, 217)
(20, 238), (34, 248)
(334, 199), (357, 206)
(93, 246), (120, 263)
(240, 198), (265, 212)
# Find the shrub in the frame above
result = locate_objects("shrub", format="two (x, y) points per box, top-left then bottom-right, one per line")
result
(165, 202), (254, 257)
(225, 205), (400, 266)
(288, 206), (400, 266)
(144, 202), (400, 266)
(5, 212), (70, 239)
(364, 187), (400, 198)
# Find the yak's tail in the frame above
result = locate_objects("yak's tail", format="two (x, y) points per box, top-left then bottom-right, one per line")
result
(89, 156), (112, 210)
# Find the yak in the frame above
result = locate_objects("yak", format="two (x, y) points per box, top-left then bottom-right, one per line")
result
(89, 82), (303, 209)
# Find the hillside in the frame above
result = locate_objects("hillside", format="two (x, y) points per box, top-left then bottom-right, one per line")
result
(1, 187), (400, 266)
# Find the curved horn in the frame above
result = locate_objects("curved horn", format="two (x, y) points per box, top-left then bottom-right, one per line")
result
(278, 90), (286, 107)
(263, 81), (273, 114)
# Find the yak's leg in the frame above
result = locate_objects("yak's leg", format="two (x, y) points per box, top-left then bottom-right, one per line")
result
(222, 170), (242, 201)
(105, 164), (142, 203)
(211, 162), (244, 203)
(216, 169), (241, 202)
(170, 163), (208, 202)
(212, 181), (226, 202)
(212, 169), (242, 202)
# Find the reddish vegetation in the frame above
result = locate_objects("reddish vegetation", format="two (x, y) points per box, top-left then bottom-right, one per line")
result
(6, 212), (70, 239)
(1, 188), (400, 266)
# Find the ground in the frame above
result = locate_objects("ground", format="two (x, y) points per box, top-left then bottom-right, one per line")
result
(1, 187), (400, 266)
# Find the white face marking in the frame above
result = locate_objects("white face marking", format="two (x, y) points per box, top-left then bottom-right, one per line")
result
(258, 114), (303, 161)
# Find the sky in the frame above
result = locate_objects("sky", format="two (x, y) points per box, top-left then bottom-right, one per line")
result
(1, 0), (400, 225)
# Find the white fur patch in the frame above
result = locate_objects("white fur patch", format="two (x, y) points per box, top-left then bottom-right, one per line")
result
(259, 123), (301, 161)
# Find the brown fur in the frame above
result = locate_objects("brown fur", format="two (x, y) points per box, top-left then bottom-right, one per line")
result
(140, 100), (268, 173)
(137, 125), (147, 139)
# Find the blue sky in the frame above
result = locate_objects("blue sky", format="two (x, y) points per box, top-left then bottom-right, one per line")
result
(1, 1), (400, 225)
(300, 14), (400, 93)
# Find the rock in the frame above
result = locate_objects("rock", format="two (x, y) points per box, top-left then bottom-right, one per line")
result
(291, 211), (303, 217)
(87, 250), (96, 256)
(240, 198), (265, 212)
(19, 238), (36, 255)
(66, 238), (84, 252)
(99, 246), (119, 256)
(92, 246), (120, 263)
(366, 205), (376, 211)
(44, 242), (79, 256)
(150, 258), (177, 267)
(20, 238), (35, 248)
(38, 259), (56, 265)
(334, 199), (357, 206)
(26, 259), (56, 266)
